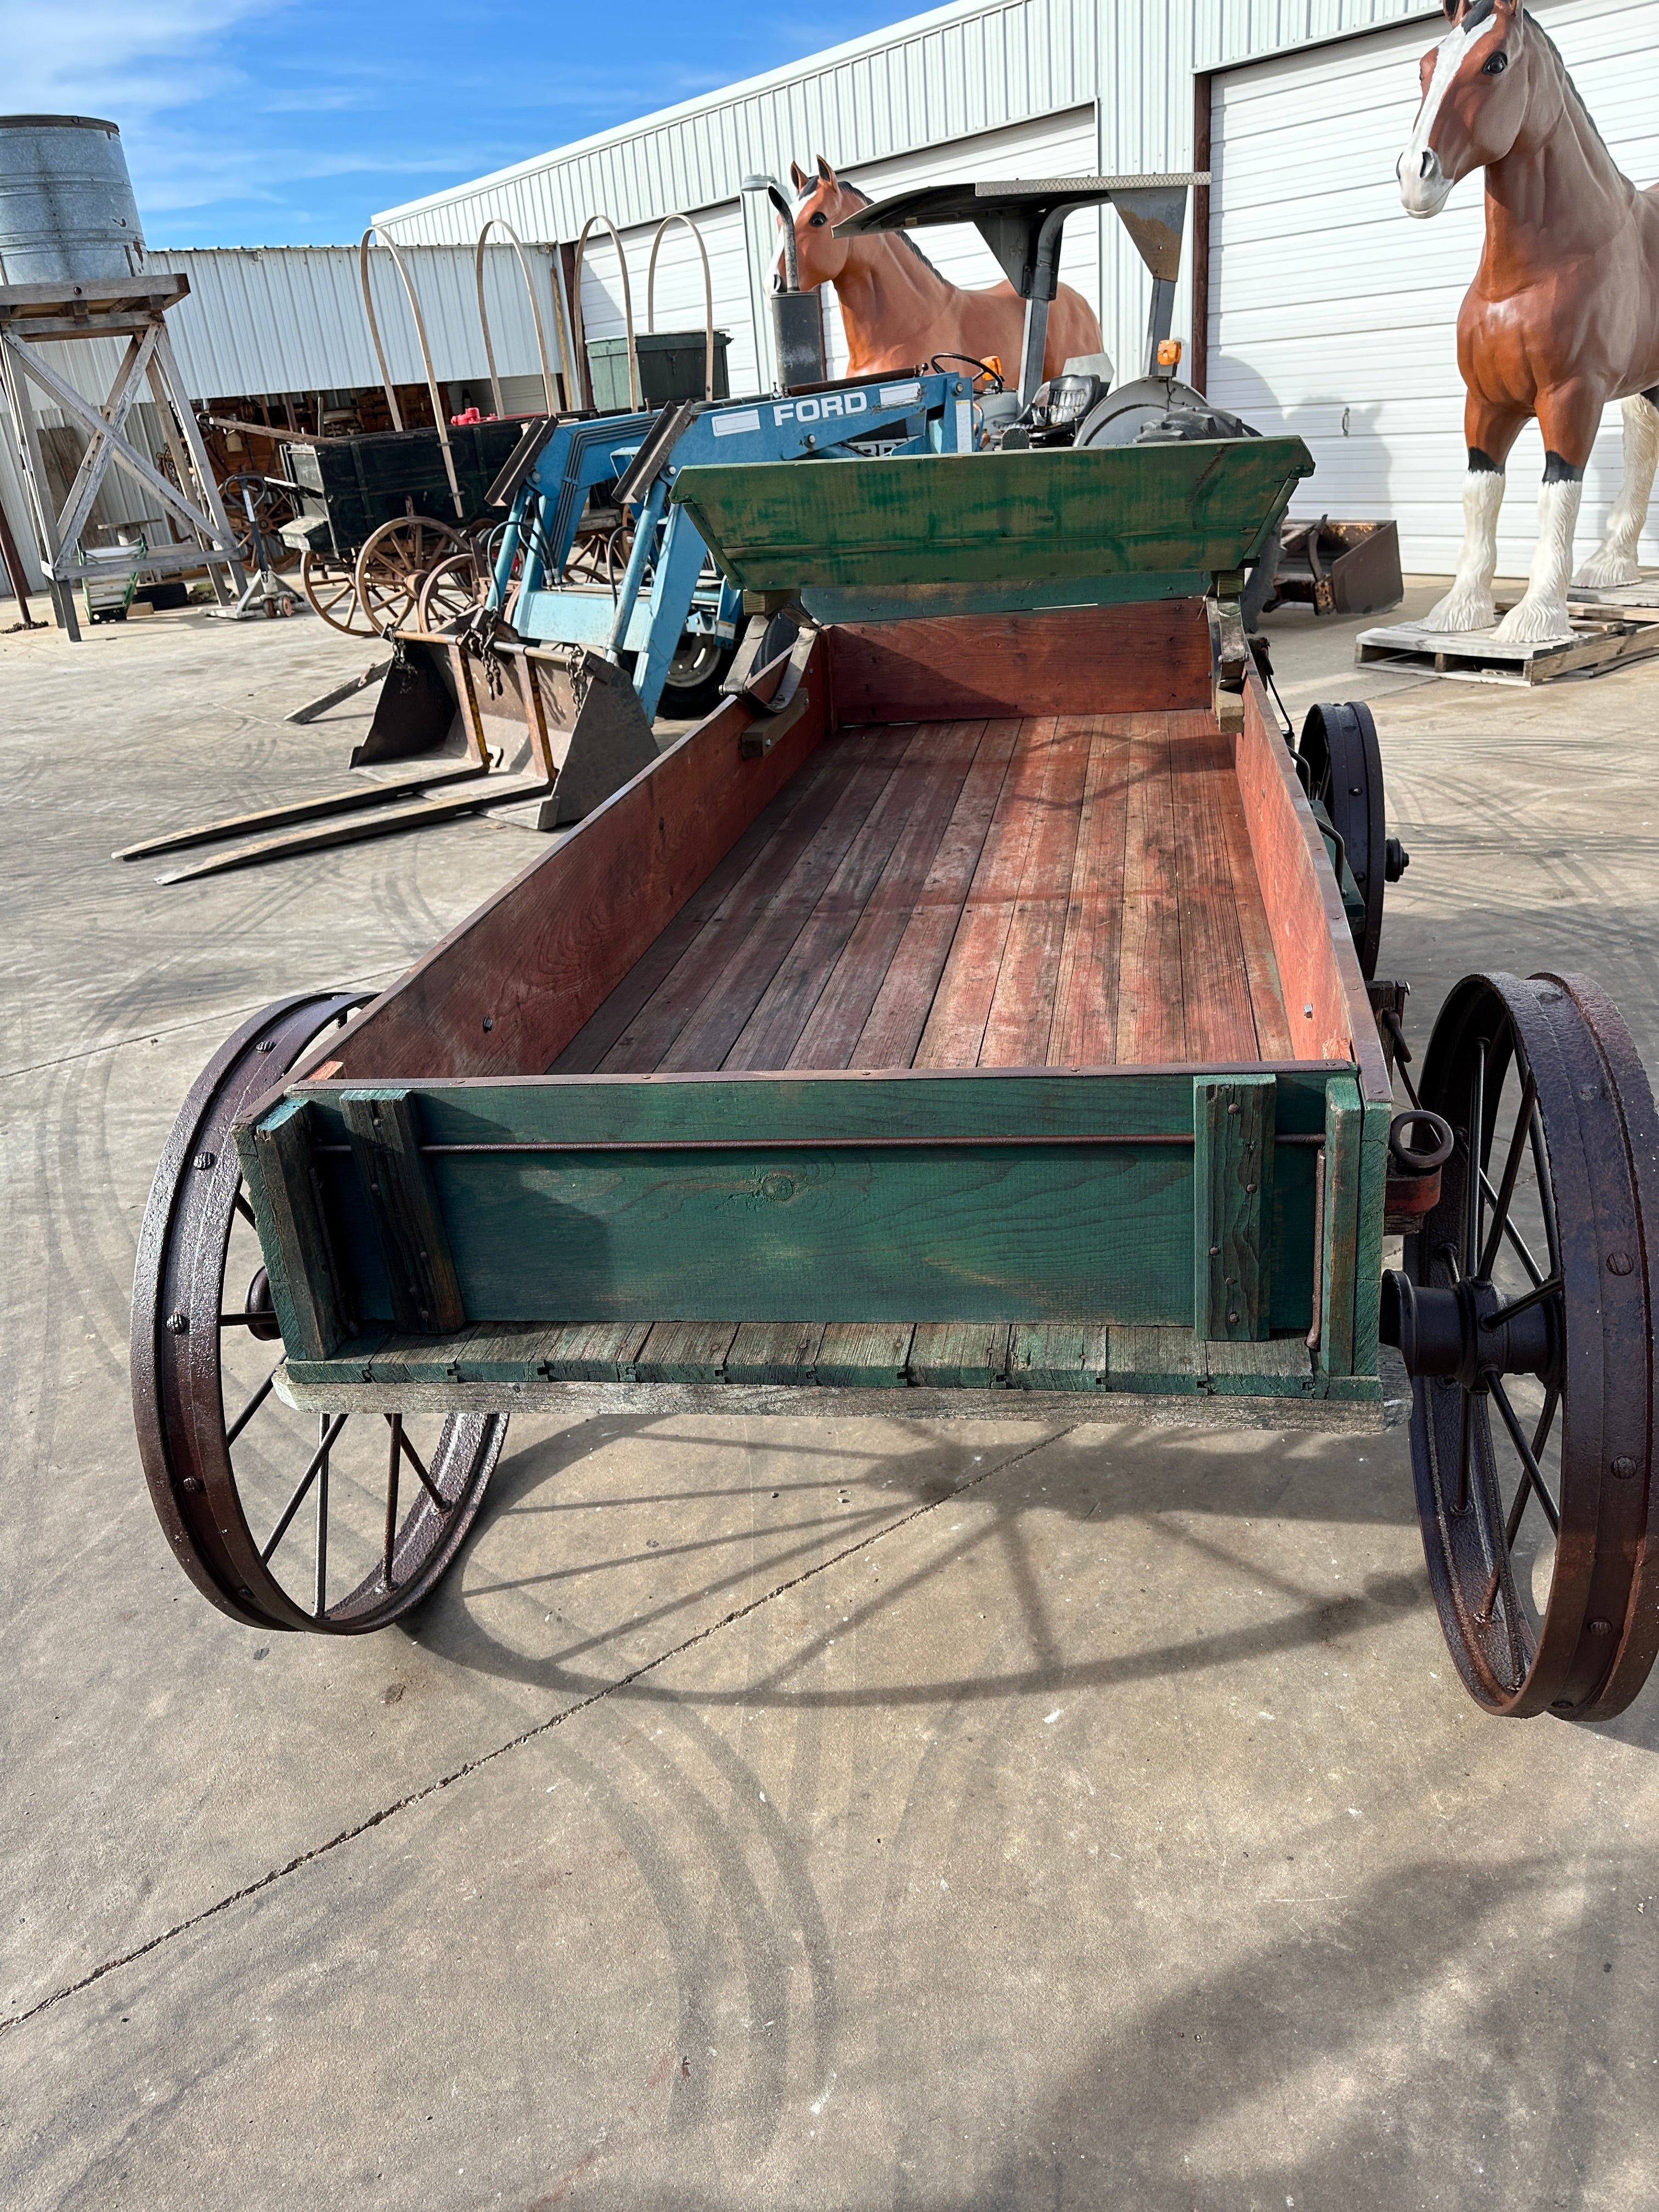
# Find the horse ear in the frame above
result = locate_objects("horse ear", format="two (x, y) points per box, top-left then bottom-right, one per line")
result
(816, 155), (838, 187)
(789, 161), (809, 191)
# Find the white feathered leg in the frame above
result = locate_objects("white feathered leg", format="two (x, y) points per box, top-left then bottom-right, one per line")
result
(1425, 469), (1504, 631)
(1573, 394), (1659, 589)
(1493, 477), (1583, 643)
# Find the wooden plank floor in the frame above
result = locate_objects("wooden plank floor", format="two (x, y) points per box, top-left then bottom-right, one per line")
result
(550, 714), (1294, 1074)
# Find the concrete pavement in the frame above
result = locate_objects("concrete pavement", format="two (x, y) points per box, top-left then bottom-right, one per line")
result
(2, 592), (1656, 2210)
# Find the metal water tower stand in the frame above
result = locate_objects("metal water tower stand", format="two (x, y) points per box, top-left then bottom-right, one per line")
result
(0, 115), (244, 641)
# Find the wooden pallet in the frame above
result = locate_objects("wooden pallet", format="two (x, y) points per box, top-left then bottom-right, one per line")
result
(1355, 605), (1659, 685)
(1567, 572), (1659, 623)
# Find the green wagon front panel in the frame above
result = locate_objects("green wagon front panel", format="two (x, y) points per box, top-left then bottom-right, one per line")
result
(670, 438), (1314, 602)
(236, 1070), (1344, 1352)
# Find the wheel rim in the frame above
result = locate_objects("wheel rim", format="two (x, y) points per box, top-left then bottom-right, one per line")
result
(664, 634), (723, 693)
(300, 551), (374, 637)
(1387, 972), (1659, 1719)
(356, 517), (465, 637)
(1300, 701), (1385, 979)
(415, 550), (483, 633)
(131, 994), (506, 1633)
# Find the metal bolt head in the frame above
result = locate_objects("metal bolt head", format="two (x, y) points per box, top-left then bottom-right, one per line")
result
(182, 1476), (201, 1493)
(166, 1311), (189, 1335)
(257, 1039), (277, 1053)
(482, 1015), (494, 1032)
(1611, 1455), (1638, 1479)
(1609, 1252), (1634, 1276)
(1578, 1084), (1599, 1102)
(1227, 1311), (1239, 1324)
(1588, 1618), (1613, 1636)
(1551, 1697), (1573, 1709)
(194, 1150), (216, 1171)
(1209, 1244), (1221, 1256)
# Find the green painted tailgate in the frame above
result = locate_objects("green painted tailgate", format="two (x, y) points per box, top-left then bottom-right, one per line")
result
(670, 438), (1313, 596)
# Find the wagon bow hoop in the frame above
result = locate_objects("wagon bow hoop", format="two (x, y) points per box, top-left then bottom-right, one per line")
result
(358, 226), (465, 520)
(472, 217), (565, 418)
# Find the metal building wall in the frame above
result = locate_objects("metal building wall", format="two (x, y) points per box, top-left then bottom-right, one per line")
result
(375, 0), (1427, 397)
(0, 241), (571, 598)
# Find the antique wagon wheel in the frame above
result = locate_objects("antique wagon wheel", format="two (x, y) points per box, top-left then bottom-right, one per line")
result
(216, 471), (301, 573)
(414, 549), (484, 632)
(1298, 702), (1407, 981)
(1381, 972), (1659, 1720)
(132, 993), (506, 1634)
(355, 516), (465, 636)
(300, 550), (376, 637)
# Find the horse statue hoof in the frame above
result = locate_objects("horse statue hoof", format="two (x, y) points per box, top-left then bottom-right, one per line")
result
(1572, 546), (1642, 590)
(1423, 586), (1496, 635)
(1492, 595), (1574, 646)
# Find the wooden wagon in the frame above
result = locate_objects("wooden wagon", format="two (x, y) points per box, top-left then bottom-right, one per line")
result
(133, 436), (1659, 1725)
(277, 415), (544, 635)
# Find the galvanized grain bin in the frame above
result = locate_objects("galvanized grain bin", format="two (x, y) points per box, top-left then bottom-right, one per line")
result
(0, 115), (145, 285)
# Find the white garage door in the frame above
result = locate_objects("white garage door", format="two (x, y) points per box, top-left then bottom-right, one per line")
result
(1209, 0), (1659, 574)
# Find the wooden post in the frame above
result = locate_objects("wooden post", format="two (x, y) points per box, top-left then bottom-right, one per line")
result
(1193, 1074), (1275, 1341)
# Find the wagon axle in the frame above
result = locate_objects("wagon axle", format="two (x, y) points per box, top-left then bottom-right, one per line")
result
(1380, 1266), (1561, 1392)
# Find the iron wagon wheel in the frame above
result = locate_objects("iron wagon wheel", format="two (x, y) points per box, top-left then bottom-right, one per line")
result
(1380, 972), (1659, 1720)
(1298, 701), (1397, 980)
(414, 549), (484, 632)
(131, 992), (507, 1634)
(300, 550), (375, 637)
(355, 516), (466, 637)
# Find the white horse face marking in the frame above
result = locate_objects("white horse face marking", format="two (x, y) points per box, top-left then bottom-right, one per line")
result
(1399, 11), (1503, 216)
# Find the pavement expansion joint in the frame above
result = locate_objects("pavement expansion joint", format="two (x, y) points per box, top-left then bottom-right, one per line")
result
(0, 1419), (1080, 2042)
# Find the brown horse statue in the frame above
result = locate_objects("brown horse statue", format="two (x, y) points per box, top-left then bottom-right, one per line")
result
(1400, 0), (1659, 641)
(782, 155), (1107, 382)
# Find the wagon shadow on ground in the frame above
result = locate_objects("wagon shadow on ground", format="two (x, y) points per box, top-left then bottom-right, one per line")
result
(411, 1408), (1452, 1719)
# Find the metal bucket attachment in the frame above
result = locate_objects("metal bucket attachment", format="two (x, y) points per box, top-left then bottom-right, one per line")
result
(358, 633), (657, 826)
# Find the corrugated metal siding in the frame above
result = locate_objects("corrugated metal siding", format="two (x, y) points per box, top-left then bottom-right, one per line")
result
(1209, 0), (1659, 572)
(0, 244), (568, 414)
(375, 0), (1427, 412)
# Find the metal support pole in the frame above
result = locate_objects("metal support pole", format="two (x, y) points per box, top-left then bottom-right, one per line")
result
(605, 474), (668, 661)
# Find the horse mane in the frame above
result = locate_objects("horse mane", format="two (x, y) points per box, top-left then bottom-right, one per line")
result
(799, 177), (946, 279)
(1527, 18), (1611, 155)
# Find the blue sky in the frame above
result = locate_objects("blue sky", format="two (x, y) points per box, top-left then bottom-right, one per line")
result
(8, 0), (916, 245)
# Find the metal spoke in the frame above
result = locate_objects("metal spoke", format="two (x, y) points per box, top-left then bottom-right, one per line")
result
(1481, 1386), (1561, 1620)
(1528, 1097), (1563, 1279)
(225, 1365), (278, 1447)
(1465, 1390), (1527, 1680)
(220, 1311), (280, 1330)
(1488, 1376), (1561, 1536)
(1474, 1161), (1546, 1286)
(234, 1192), (258, 1229)
(1465, 1041), (1486, 1278)
(1481, 1274), (1563, 1333)
(314, 1414), (331, 1619)
(1479, 1073), (1538, 1281)
(381, 1415), (403, 1589)
(262, 1412), (348, 1563)
(1451, 1384), (1472, 1515)
(385, 1413), (445, 1508)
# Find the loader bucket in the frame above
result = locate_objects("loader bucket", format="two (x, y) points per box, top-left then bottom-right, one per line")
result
(359, 634), (658, 825)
